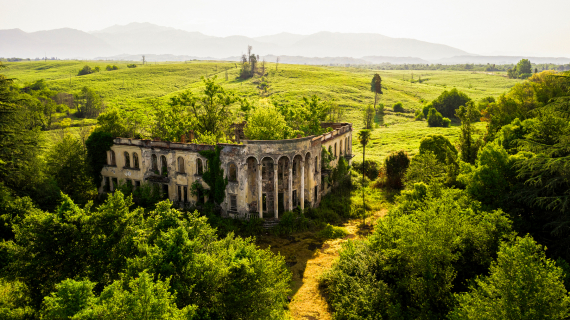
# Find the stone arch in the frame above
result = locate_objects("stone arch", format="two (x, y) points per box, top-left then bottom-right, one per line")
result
(123, 151), (130, 168)
(151, 154), (158, 172)
(160, 155), (168, 175)
(109, 150), (116, 166)
(178, 156), (185, 173)
(133, 153), (139, 169)
(196, 158), (204, 175)
(228, 162), (237, 182)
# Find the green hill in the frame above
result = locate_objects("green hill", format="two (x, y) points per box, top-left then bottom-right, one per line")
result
(3, 60), (521, 163)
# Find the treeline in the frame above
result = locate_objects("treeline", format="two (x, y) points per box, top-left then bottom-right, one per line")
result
(323, 69), (570, 319)
(352, 62), (570, 72)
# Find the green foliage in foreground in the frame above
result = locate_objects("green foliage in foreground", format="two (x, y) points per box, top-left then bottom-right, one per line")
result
(1, 192), (291, 319)
(321, 185), (515, 320)
(450, 236), (570, 320)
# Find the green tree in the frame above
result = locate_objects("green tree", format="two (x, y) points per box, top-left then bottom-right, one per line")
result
(362, 104), (374, 129)
(393, 101), (404, 113)
(431, 88), (471, 118)
(46, 134), (96, 205)
(244, 103), (297, 140)
(370, 73), (383, 111)
(85, 131), (114, 187)
(456, 101), (481, 164)
(41, 279), (96, 320)
(176, 76), (236, 142)
(357, 129), (371, 224)
(384, 150), (410, 189)
(276, 95), (332, 136)
(427, 108), (451, 127)
(419, 134), (458, 164)
(151, 95), (194, 142)
(516, 58), (532, 76)
(76, 272), (195, 320)
(450, 236), (570, 320)
(77, 66), (93, 76)
(75, 86), (104, 118)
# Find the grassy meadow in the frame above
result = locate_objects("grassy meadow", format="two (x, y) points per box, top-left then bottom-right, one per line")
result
(3, 60), (520, 163)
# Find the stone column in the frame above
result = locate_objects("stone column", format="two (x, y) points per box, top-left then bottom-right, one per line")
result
(300, 160), (305, 210)
(288, 162), (293, 211)
(257, 162), (262, 219)
(273, 161), (279, 218)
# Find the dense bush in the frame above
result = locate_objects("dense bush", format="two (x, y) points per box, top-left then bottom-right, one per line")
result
(430, 88), (471, 118)
(126, 64), (137, 68)
(318, 224), (348, 239)
(321, 186), (514, 319)
(105, 65), (119, 71)
(393, 101), (404, 112)
(384, 150), (410, 189)
(419, 134), (458, 163)
(352, 160), (379, 180)
(77, 65), (93, 76)
(427, 108), (451, 127)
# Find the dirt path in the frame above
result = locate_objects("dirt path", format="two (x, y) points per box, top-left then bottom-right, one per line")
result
(257, 209), (387, 320)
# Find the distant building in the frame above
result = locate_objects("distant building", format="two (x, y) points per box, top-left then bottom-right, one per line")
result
(100, 123), (353, 219)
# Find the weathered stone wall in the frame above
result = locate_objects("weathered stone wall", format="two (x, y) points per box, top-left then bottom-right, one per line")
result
(99, 123), (353, 219)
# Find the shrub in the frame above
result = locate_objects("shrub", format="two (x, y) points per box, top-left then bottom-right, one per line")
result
(105, 65), (119, 71)
(77, 65), (93, 76)
(431, 88), (471, 118)
(384, 150), (410, 189)
(393, 102), (404, 113)
(353, 160), (379, 180)
(414, 109), (424, 120)
(377, 103), (385, 114)
(127, 64), (137, 68)
(419, 134), (458, 163)
(427, 108), (450, 127)
(318, 224), (348, 239)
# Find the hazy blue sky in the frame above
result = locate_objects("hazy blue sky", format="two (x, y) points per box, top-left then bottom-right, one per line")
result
(2, 0), (569, 56)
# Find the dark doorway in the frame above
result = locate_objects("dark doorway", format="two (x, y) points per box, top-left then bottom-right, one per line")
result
(278, 193), (284, 214)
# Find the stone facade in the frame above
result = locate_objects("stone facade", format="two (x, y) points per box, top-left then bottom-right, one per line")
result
(100, 123), (353, 218)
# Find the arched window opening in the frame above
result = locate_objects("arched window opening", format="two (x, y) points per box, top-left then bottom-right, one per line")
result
(133, 153), (139, 169)
(229, 163), (237, 182)
(151, 154), (158, 172)
(124, 152), (130, 168)
(334, 143), (337, 158)
(160, 155), (168, 176)
(178, 157), (185, 173)
(315, 156), (318, 173)
(340, 140), (343, 155)
(109, 150), (116, 166)
(345, 137), (348, 154)
(197, 158), (203, 175)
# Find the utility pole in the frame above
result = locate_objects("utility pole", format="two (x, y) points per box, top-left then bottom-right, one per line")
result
(142, 55), (146, 65)
(276, 56), (280, 71)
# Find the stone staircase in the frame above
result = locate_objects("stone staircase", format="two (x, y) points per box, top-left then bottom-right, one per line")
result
(262, 218), (281, 230)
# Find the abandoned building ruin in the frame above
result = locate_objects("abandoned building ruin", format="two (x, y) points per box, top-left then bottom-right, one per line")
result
(99, 122), (353, 219)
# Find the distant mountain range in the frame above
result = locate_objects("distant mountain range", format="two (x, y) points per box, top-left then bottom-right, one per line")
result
(1, 22), (568, 64)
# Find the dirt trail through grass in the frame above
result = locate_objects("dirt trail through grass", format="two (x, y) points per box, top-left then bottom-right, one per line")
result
(257, 209), (387, 320)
